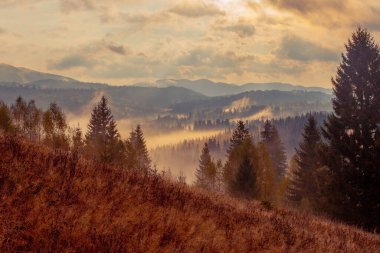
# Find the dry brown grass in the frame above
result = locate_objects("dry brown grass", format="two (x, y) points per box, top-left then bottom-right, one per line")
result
(0, 135), (379, 252)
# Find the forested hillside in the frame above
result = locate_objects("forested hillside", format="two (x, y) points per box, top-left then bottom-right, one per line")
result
(0, 135), (379, 252)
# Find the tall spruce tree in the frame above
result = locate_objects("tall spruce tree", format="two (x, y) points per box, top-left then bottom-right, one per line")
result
(125, 125), (151, 172)
(231, 140), (257, 198)
(287, 115), (322, 210)
(322, 28), (380, 230)
(0, 102), (14, 133)
(195, 142), (217, 190)
(261, 120), (287, 180)
(85, 96), (124, 164)
(224, 121), (257, 198)
(227, 120), (251, 155)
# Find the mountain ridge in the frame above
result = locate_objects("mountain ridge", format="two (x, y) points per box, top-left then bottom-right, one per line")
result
(0, 63), (331, 95)
(136, 78), (332, 96)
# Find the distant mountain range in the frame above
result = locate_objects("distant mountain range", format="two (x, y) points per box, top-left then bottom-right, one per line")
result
(0, 63), (331, 95)
(0, 64), (332, 118)
(136, 79), (332, 96)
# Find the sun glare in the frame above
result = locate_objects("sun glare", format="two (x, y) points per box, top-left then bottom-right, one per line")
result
(207, 0), (250, 15)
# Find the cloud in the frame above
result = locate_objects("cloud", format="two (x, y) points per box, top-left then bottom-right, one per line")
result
(263, 0), (350, 28)
(264, 0), (380, 30)
(121, 11), (172, 27)
(0, 0), (47, 8)
(170, 1), (224, 18)
(106, 43), (129, 55)
(276, 35), (339, 62)
(48, 54), (97, 70)
(214, 19), (256, 38)
(265, 0), (344, 14)
(60, 0), (96, 14)
(178, 48), (251, 69)
(2, 0), (369, 87)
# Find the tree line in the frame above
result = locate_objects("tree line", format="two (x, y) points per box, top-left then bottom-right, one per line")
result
(0, 96), (152, 172)
(195, 120), (287, 204)
(195, 28), (380, 232)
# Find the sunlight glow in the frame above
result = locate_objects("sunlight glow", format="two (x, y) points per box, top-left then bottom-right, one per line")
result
(206, 0), (250, 15)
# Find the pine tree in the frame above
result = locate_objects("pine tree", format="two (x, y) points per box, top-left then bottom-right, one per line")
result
(125, 125), (151, 172)
(227, 120), (251, 155)
(195, 143), (216, 190)
(224, 121), (257, 197)
(261, 120), (287, 180)
(287, 115), (322, 210)
(231, 142), (257, 199)
(0, 102), (14, 133)
(224, 121), (251, 189)
(322, 28), (380, 230)
(85, 96), (124, 164)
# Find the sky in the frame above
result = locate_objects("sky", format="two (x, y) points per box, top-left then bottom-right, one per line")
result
(1, 0), (380, 88)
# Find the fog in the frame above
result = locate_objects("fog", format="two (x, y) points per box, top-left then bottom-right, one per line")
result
(145, 129), (224, 149)
(231, 107), (273, 122)
(66, 98), (229, 183)
(223, 97), (252, 113)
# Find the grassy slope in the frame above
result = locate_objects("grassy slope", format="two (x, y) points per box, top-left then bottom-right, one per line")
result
(0, 135), (379, 252)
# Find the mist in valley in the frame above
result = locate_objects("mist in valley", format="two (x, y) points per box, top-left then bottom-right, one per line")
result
(62, 90), (329, 184)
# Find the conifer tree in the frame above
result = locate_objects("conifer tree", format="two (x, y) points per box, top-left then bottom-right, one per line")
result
(261, 120), (287, 180)
(287, 115), (322, 210)
(322, 28), (380, 230)
(125, 125), (151, 171)
(195, 142), (216, 190)
(85, 96), (124, 164)
(0, 102), (14, 133)
(224, 121), (257, 197)
(231, 141), (257, 198)
(227, 120), (250, 155)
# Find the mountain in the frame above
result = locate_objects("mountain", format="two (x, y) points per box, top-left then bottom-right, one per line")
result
(0, 64), (331, 94)
(1, 135), (379, 252)
(0, 63), (76, 83)
(137, 79), (332, 96)
(0, 85), (206, 117)
(0, 64), (106, 90)
(0, 64), (331, 118)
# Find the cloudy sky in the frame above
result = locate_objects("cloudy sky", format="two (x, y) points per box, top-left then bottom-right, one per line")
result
(1, 0), (380, 87)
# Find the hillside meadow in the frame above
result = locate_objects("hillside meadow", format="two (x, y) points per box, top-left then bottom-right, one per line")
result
(0, 134), (379, 252)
